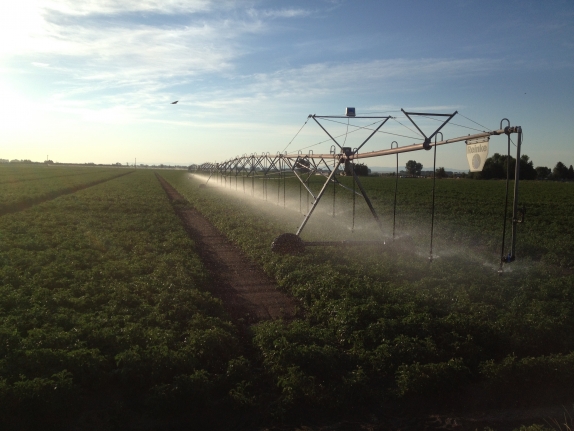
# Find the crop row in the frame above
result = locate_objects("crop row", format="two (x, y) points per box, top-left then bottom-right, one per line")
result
(0, 167), (134, 215)
(0, 170), (248, 428)
(0, 164), (123, 184)
(163, 170), (574, 414)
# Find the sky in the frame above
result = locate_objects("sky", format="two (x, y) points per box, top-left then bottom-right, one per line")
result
(0, 0), (573, 169)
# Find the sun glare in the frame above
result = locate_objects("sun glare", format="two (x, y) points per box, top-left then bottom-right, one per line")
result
(0, 79), (38, 129)
(0, 0), (44, 56)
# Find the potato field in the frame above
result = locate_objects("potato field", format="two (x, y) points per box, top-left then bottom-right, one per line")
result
(1, 164), (573, 430)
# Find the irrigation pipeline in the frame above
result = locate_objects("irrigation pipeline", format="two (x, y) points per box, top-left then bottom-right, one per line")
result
(195, 116), (523, 269)
(197, 127), (521, 169)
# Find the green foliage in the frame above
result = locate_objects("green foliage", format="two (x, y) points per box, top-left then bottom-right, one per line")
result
(470, 153), (536, 180)
(0, 164), (132, 215)
(553, 161), (574, 180)
(435, 167), (447, 178)
(535, 166), (551, 180)
(405, 160), (423, 175)
(479, 352), (574, 404)
(395, 358), (470, 398)
(0, 170), (244, 426)
(513, 426), (553, 431)
(8, 166), (568, 424)
(162, 171), (574, 414)
(353, 163), (370, 176)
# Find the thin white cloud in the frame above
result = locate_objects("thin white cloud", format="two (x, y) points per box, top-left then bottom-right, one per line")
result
(29, 55), (504, 129)
(8, 8), (266, 105)
(148, 57), (500, 127)
(243, 58), (502, 99)
(248, 8), (311, 19)
(41, 0), (213, 16)
(0, 1), (505, 129)
(49, 22), (242, 75)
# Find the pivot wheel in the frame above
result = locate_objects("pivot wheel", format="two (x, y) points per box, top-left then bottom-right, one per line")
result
(271, 233), (305, 254)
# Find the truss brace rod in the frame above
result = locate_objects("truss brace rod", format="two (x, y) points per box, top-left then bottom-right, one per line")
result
(401, 109), (457, 150)
(311, 116), (343, 150)
(428, 112), (457, 141)
(286, 158), (318, 199)
(317, 174), (363, 197)
(205, 170), (215, 184)
(296, 159), (343, 236)
(354, 117), (390, 154)
(351, 168), (384, 232)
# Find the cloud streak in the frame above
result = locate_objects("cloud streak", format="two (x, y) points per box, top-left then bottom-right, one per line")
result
(245, 58), (502, 98)
(0, 2), (510, 127)
(41, 0), (214, 16)
(248, 8), (311, 19)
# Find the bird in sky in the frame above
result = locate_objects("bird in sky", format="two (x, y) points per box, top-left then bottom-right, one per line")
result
(171, 101), (178, 104)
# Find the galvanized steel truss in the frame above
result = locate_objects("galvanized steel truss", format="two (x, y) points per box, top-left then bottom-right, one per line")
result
(194, 113), (524, 267)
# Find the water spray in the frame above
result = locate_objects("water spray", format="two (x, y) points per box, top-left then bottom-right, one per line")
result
(194, 108), (525, 272)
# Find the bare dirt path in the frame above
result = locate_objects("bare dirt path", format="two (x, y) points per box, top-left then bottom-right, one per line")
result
(156, 173), (298, 324)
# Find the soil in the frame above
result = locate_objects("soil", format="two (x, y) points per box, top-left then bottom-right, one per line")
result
(156, 174), (298, 324)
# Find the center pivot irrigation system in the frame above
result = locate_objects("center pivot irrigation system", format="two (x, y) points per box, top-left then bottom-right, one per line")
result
(194, 108), (524, 272)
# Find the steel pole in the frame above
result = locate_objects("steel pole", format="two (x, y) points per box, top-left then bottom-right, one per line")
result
(510, 127), (522, 259)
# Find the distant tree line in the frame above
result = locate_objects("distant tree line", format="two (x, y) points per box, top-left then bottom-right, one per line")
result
(468, 153), (573, 180)
(400, 155), (573, 181)
(550, 161), (574, 180)
(353, 163), (370, 176)
(406, 160), (423, 176)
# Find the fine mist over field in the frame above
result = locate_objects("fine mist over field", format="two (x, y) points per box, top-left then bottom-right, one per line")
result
(188, 172), (515, 270)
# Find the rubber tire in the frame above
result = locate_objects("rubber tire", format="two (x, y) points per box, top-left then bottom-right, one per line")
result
(271, 233), (305, 254)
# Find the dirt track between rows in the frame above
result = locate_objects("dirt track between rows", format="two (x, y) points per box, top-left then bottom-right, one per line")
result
(156, 174), (298, 324)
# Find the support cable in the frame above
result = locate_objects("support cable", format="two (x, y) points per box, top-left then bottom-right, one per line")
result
(321, 116), (417, 141)
(294, 120), (379, 152)
(391, 117), (424, 138)
(294, 119), (419, 153)
(458, 113), (489, 131)
(418, 114), (486, 133)
(283, 118), (309, 153)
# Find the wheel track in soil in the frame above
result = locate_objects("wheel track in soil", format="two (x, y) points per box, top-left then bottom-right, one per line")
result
(156, 173), (298, 324)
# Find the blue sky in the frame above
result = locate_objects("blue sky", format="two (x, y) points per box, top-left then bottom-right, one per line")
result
(0, 0), (572, 169)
